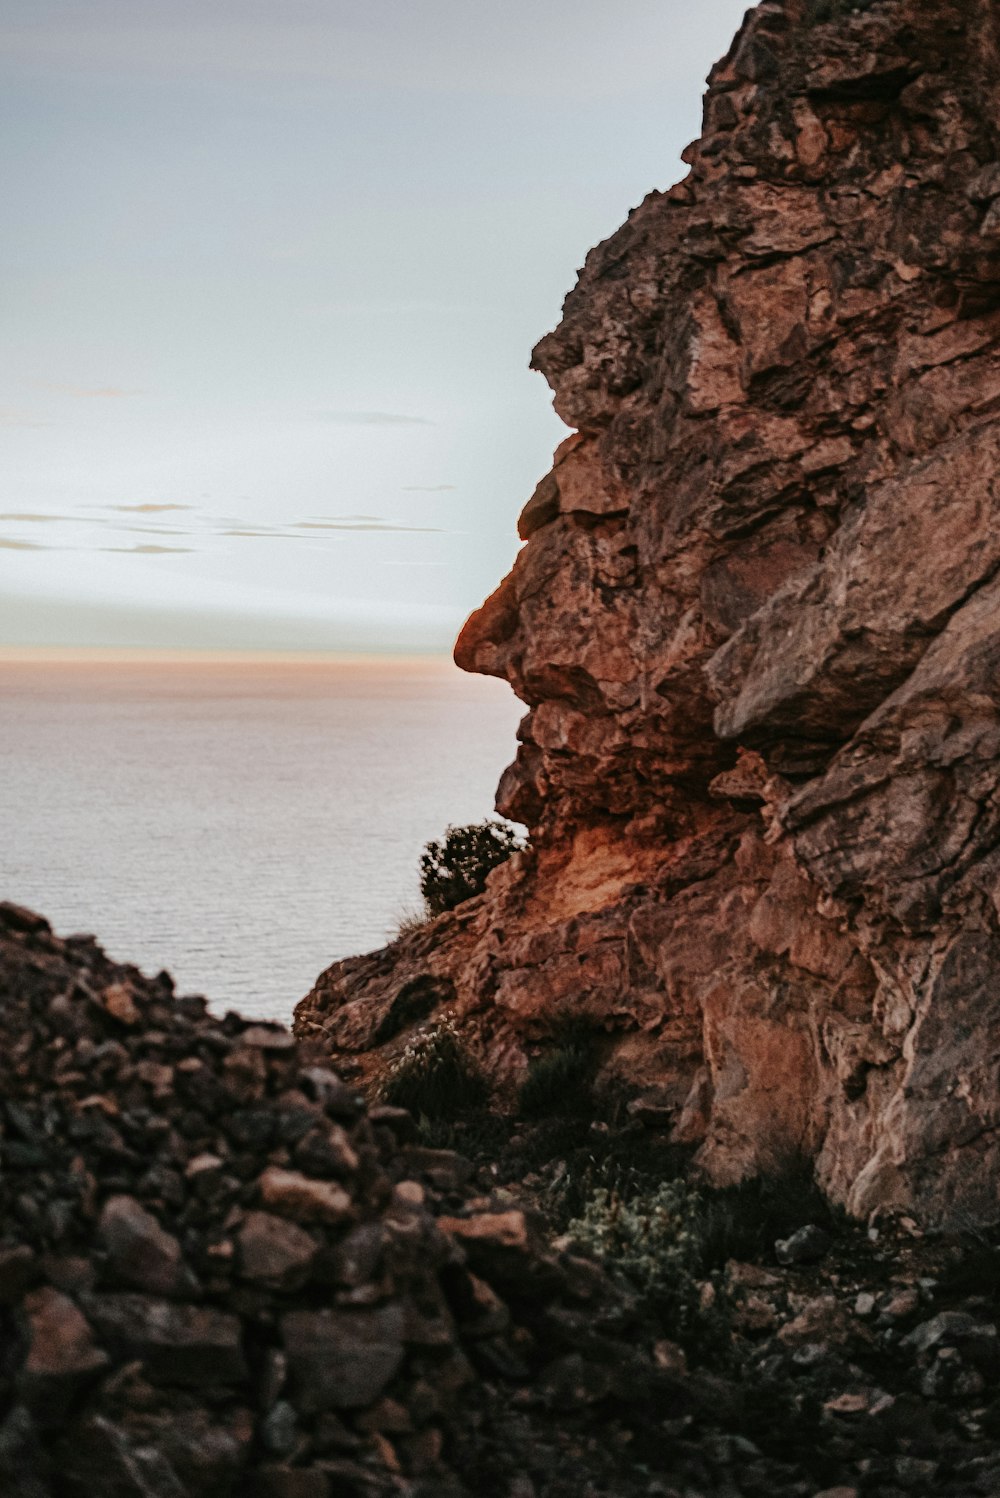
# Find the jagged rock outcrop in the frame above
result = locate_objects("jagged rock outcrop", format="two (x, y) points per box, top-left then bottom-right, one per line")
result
(296, 0), (1000, 1227)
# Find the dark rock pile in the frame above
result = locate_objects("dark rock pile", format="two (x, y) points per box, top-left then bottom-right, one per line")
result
(0, 901), (631, 1497)
(4, 901), (1000, 1497)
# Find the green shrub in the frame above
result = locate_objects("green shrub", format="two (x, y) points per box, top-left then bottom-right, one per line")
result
(567, 1180), (707, 1337)
(378, 1014), (488, 1121)
(419, 820), (524, 916)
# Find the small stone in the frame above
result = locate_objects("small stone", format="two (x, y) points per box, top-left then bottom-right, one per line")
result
(326, 1222), (385, 1287)
(185, 1152), (226, 1188)
(625, 1092), (675, 1128)
(236, 1211), (317, 1291)
(258, 1168), (352, 1226)
(299, 1067), (359, 1118)
(292, 1124), (359, 1176)
(881, 1286), (920, 1321)
(100, 983), (140, 1026)
(775, 1224), (832, 1266)
(967, 162), (1000, 202)
(281, 1305), (406, 1411)
(97, 1194), (188, 1297)
(894, 1456), (939, 1487)
(18, 1287), (108, 1413)
(367, 1104), (419, 1142)
(398, 1146), (473, 1191)
(653, 1339), (688, 1375)
(83, 1292), (248, 1386)
(901, 1310), (983, 1355)
(437, 1211), (535, 1253)
(854, 1291), (876, 1317)
(260, 1400), (300, 1457)
(239, 1025), (297, 1052)
(392, 1180), (425, 1209)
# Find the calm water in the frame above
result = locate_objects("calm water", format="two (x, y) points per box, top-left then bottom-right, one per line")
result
(0, 653), (523, 1024)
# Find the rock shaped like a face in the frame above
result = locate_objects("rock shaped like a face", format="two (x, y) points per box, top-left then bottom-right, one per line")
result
(302, 0), (1000, 1228)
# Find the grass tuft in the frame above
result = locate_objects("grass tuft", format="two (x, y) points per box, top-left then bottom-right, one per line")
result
(377, 1014), (488, 1122)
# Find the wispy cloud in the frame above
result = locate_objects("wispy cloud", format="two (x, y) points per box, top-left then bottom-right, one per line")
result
(119, 525), (188, 535)
(107, 502), (194, 514)
(0, 511), (69, 523)
(100, 544), (193, 555)
(313, 410), (432, 427)
(221, 528), (288, 538)
(294, 518), (442, 533)
(0, 537), (47, 550)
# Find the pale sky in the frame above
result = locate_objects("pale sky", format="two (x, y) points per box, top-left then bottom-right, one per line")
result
(1, 0), (752, 653)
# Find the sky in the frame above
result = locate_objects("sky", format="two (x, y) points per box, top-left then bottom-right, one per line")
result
(0, 0), (752, 654)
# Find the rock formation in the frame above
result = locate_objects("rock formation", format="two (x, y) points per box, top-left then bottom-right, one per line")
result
(296, 0), (1000, 1228)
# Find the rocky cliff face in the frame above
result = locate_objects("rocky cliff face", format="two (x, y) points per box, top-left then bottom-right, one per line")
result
(296, 0), (1000, 1227)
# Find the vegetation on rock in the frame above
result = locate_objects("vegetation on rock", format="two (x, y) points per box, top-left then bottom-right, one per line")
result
(517, 1019), (599, 1118)
(378, 1012), (488, 1119)
(418, 819), (524, 916)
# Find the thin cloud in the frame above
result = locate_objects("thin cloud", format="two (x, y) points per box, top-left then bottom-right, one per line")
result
(107, 502), (194, 514)
(313, 410), (432, 427)
(119, 525), (188, 536)
(0, 511), (70, 523)
(100, 544), (193, 554)
(0, 537), (48, 550)
(220, 528), (291, 538)
(402, 484), (457, 492)
(294, 519), (442, 533)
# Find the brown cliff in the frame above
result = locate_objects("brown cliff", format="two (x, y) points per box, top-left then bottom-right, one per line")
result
(296, 0), (1000, 1227)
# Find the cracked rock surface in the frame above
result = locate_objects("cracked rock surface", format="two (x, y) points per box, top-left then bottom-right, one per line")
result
(296, 0), (1000, 1227)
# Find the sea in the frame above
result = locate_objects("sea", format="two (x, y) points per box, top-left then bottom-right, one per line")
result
(0, 651), (524, 1025)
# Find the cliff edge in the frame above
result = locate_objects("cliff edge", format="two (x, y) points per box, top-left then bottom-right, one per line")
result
(296, 0), (1000, 1227)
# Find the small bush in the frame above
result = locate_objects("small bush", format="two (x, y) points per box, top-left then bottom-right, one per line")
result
(695, 1161), (843, 1272)
(567, 1180), (707, 1338)
(378, 1014), (488, 1121)
(419, 820), (524, 916)
(517, 1021), (599, 1119)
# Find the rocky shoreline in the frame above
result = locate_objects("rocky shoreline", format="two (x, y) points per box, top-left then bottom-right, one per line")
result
(2, 903), (1000, 1497)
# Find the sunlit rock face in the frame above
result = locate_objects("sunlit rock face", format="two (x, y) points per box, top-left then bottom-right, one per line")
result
(297, 0), (1000, 1226)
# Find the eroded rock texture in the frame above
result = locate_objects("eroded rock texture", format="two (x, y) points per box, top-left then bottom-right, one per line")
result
(297, 0), (1000, 1226)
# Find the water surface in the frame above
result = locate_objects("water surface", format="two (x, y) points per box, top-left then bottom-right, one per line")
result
(0, 652), (523, 1023)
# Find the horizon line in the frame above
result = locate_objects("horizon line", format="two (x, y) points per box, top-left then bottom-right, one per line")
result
(0, 644), (460, 669)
